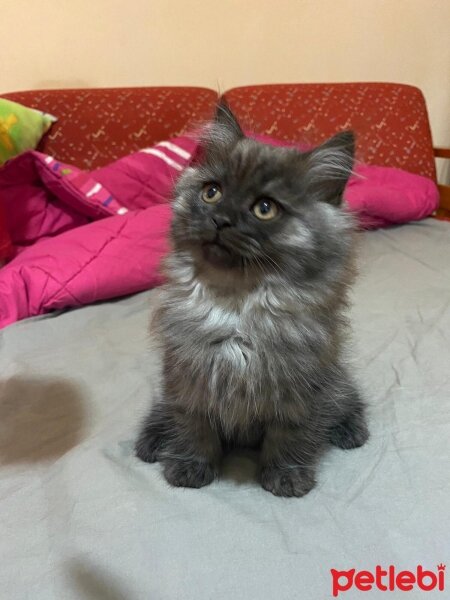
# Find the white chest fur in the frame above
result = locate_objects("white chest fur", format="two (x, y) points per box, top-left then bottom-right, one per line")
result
(163, 272), (278, 374)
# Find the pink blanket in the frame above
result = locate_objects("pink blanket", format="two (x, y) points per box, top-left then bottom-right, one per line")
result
(0, 135), (439, 328)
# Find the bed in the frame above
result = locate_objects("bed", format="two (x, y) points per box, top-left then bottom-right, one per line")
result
(1, 217), (449, 599)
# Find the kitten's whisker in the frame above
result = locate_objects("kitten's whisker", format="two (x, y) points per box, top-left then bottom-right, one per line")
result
(259, 251), (282, 272)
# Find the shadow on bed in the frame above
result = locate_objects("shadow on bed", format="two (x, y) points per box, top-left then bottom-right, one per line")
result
(0, 376), (86, 465)
(221, 448), (260, 485)
(67, 558), (136, 600)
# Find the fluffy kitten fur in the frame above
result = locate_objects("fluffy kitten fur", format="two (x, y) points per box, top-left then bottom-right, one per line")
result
(136, 102), (368, 497)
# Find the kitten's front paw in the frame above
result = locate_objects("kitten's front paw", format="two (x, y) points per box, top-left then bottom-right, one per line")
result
(163, 459), (217, 489)
(329, 415), (369, 450)
(135, 431), (164, 464)
(261, 466), (316, 498)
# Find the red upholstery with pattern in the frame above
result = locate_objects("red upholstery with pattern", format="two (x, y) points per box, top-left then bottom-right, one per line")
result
(1, 87), (218, 169)
(1, 83), (436, 180)
(224, 83), (436, 180)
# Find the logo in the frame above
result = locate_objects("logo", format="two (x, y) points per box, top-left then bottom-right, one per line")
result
(331, 564), (445, 597)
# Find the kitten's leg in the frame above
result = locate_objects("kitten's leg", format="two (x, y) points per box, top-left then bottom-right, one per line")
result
(135, 401), (174, 464)
(136, 401), (222, 488)
(329, 404), (369, 449)
(161, 409), (222, 489)
(260, 423), (322, 498)
(329, 388), (369, 450)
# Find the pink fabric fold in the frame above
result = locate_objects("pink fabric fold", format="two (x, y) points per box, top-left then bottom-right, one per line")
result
(0, 134), (439, 329)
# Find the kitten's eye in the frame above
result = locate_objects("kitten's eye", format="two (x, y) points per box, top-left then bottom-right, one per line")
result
(202, 183), (222, 204)
(251, 198), (279, 221)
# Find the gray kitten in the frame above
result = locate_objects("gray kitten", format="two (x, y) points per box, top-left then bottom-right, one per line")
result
(136, 102), (368, 497)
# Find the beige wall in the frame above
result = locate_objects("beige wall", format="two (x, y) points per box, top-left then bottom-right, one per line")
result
(2, 0), (449, 176)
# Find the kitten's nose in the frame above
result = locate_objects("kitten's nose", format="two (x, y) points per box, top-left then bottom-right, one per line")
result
(212, 215), (232, 230)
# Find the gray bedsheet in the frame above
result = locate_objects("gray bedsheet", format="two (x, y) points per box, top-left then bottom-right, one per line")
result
(1, 219), (449, 600)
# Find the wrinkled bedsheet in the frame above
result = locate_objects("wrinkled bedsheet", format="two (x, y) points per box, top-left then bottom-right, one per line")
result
(0, 219), (449, 600)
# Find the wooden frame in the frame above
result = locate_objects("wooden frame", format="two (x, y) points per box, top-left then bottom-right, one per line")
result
(434, 147), (450, 217)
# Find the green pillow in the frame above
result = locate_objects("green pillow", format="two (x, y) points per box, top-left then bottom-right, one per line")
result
(0, 98), (57, 164)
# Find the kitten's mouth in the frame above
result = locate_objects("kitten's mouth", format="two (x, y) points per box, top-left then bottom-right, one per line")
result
(201, 240), (237, 268)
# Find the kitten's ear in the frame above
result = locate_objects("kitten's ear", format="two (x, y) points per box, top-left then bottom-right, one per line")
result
(193, 100), (244, 165)
(304, 131), (355, 206)
(213, 99), (244, 142)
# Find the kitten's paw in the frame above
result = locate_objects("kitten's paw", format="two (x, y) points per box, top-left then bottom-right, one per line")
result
(163, 459), (217, 489)
(329, 415), (369, 450)
(135, 431), (164, 463)
(261, 466), (316, 498)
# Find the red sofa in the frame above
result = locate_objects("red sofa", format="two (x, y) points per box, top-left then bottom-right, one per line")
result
(0, 82), (448, 262)
(0, 83), (440, 177)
